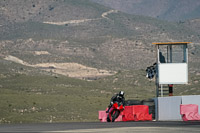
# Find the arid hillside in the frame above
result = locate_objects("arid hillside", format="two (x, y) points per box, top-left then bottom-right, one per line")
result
(92, 0), (200, 21)
(0, 0), (200, 124)
(0, 0), (200, 72)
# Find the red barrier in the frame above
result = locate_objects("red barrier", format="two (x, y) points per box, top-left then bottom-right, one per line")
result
(98, 110), (107, 122)
(118, 105), (153, 122)
(98, 110), (123, 122)
(99, 105), (152, 122)
(180, 104), (200, 121)
(132, 105), (152, 121)
(122, 106), (135, 121)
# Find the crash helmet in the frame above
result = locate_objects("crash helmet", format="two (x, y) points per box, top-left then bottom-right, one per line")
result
(119, 91), (124, 97)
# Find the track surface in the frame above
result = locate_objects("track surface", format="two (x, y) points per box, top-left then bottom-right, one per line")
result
(0, 121), (200, 133)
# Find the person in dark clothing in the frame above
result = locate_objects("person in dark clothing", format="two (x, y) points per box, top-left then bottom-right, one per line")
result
(106, 91), (125, 113)
(159, 52), (166, 63)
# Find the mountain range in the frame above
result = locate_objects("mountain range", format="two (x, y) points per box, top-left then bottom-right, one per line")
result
(0, 0), (200, 123)
(92, 0), (200, 22)
(0, 0), (200, 71)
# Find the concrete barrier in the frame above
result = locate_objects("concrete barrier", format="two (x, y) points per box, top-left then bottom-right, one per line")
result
(158, 96), (182, 121)
(156, 95), (200, 121)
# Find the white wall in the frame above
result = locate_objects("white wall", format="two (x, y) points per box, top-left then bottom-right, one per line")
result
(159, 63), (188, 84)
(182, 95), (200, 113)
(158, 96), (182, 121)
(157, 95), (200, 121)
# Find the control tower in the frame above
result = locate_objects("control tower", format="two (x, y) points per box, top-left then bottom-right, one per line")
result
(152, 42), (191, 97)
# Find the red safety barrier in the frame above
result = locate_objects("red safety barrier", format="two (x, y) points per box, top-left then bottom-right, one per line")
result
(98, 110), (123, 122)
(99, 105), (152, 122)
(132, 105), (152, 121)
(122, 105), (152, 121)
(180, 104), (200, 121)
(98, 110), (107, 122)
(122, 106), (135, 121)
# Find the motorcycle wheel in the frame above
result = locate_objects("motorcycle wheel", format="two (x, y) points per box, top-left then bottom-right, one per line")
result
(111, 110), (120, 122)
(107, 116), (111, 122)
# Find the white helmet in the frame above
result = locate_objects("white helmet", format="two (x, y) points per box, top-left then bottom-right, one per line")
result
(119, 91), (124, 97)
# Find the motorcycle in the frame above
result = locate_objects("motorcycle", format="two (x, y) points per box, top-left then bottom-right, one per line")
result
(107, 102), (124, 122)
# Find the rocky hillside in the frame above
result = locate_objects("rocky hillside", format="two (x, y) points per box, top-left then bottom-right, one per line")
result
(0, 0), (108, 24)
(1, 0), (200, 124)
(91, 0), (200, 21)
(0, 0), (200, 72)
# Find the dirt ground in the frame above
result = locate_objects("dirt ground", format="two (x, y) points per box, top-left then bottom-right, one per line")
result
(4, 55), (115, 79)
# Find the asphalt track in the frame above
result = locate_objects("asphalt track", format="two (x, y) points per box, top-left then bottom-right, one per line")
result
(0, 121), (200, 133)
